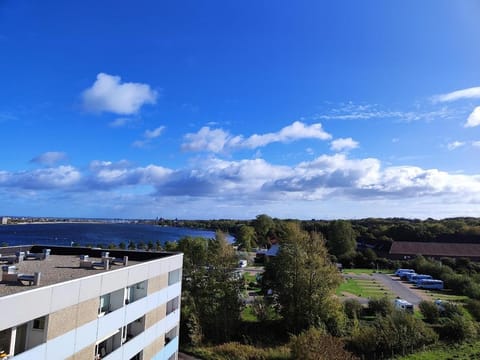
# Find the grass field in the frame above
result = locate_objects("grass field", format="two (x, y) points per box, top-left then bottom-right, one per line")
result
(337, 277), (393, 299)
(420, 289), (469, 303)
(342, 268), (387, 275)
(397, 341), (480, 360)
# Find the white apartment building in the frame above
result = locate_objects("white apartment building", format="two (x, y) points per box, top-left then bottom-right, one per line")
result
(0, 245), (183, 360)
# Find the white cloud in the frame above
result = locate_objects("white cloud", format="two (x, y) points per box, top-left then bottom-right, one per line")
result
(330, 137), (359, 152)
(182, 127), (242, 153)
(133, 126), (165, 148)
(30, 152), (67, 165)
(315, 102), (453, 122)
(4, 153), (480, 218)
(465, 106), (480, 128)
(243, 121), (331, 148)
(182, 121), (331, 153)
(472, 141), (480, 148)
(144, 126), (165, 139)
(109, 117), (133, 128)
(433, 86), (480, 102)
(447, 141), (465, 150)
(0, 166), (81, 189)
(82, 73), (157, 115)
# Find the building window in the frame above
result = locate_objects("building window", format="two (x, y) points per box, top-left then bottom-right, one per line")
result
(32, 317), (45, 330)
(168, 269), (181, 285)
(126, 280), (147, 304)
(98, 293), (111, 315)
(95, 329), (122, 359)
(124, 316), (145, 343)
(165, 326), (178, 345)
(130, 351), (143, 360)
(166, 297), (179, 315)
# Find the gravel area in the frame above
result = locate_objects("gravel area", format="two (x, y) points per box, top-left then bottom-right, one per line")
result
(0, 255), (139, 297)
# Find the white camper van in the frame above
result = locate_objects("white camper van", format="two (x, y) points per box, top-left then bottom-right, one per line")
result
(394, 298), (414, 313)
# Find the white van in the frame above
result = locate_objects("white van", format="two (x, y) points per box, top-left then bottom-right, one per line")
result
(238, 259), (247, 268)
(395, 298), (414, 313)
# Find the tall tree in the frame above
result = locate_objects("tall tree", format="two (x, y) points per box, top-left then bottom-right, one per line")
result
(265, 223), (345, 334)
(253, 214), (275, 247)
(179, 232), (243, 344)
(235, 224), (256, 251)
(327, 220), (357, 261)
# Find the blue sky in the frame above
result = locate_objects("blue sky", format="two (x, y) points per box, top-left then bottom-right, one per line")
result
(1, 1), (480, 220)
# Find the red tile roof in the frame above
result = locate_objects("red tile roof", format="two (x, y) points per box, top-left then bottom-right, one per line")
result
(389, 241), (480, 258)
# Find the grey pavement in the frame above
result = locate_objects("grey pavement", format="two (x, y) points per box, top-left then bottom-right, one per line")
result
(372, 273), (423, 305)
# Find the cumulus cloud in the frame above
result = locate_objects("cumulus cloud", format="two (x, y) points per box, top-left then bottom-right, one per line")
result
(30, 152), (67, 166)
(433, 86), (480, 102)
(465, 106), (480, 128)
(447, 141), (465, 150)
(182, 121), (331, 153)
(0, 166), (81, 189)
(3, 153), (480, 217)
(82, 73), (157, 115)
(88, 160), (172, 188)
(132, 126), (165, 148)
(330, 138), (359, 152)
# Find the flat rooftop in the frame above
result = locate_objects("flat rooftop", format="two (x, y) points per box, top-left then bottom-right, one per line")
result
(0, 245), (176, 297)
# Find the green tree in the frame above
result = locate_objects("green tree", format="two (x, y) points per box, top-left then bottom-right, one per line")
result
(235, 225), (256, 251)
(265, 223), (345, 334)
(253, 214), (275, 247)
(181, 232), (244, 344)
(327, 220), (357, 261)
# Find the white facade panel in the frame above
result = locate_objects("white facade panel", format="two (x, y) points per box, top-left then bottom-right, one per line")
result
(74, 318), (98, 352)
(78, 273), (103, 302)
(125, 297), (148, 324)
(166, 282), (182, 301)
(0, 287), (52, 330)
(12, 343), (46, 360)
(122, 332), (146, 359)
(127, 263), (149, 286)
(147, 260), (162, 278)
(49, 280), (81, 313)
(100, 268), (129, 295)
(97, 307), (125, 340)
(45, 328), (75, 359)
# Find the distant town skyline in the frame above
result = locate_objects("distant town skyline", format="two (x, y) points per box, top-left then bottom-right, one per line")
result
(1, 1), (480, 219)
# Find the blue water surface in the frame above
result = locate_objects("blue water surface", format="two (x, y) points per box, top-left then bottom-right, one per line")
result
(0, 223), (222, 247)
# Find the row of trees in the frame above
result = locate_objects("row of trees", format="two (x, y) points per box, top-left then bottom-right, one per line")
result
(158, 215), (480, 246)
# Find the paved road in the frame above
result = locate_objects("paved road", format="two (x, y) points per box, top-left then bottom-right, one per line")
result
(372, 273), (423, 305)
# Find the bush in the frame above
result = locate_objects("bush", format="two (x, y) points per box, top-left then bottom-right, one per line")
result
(290, 327), (358, 360)
(349, 310), (438, 359)
(465, 299), (480, 321)
(344, 299), (363, 319)
(368, 297), (393, 317)
(189, 342), (291, 360)
(436, 315), (477, 343)
(419, 300), (440, 323)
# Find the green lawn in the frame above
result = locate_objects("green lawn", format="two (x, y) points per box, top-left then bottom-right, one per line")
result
(342, 268), (387, 275)
(241, 305), (258, 322)
(337, 277), (393, 298)
(396, 341), (480, 360)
